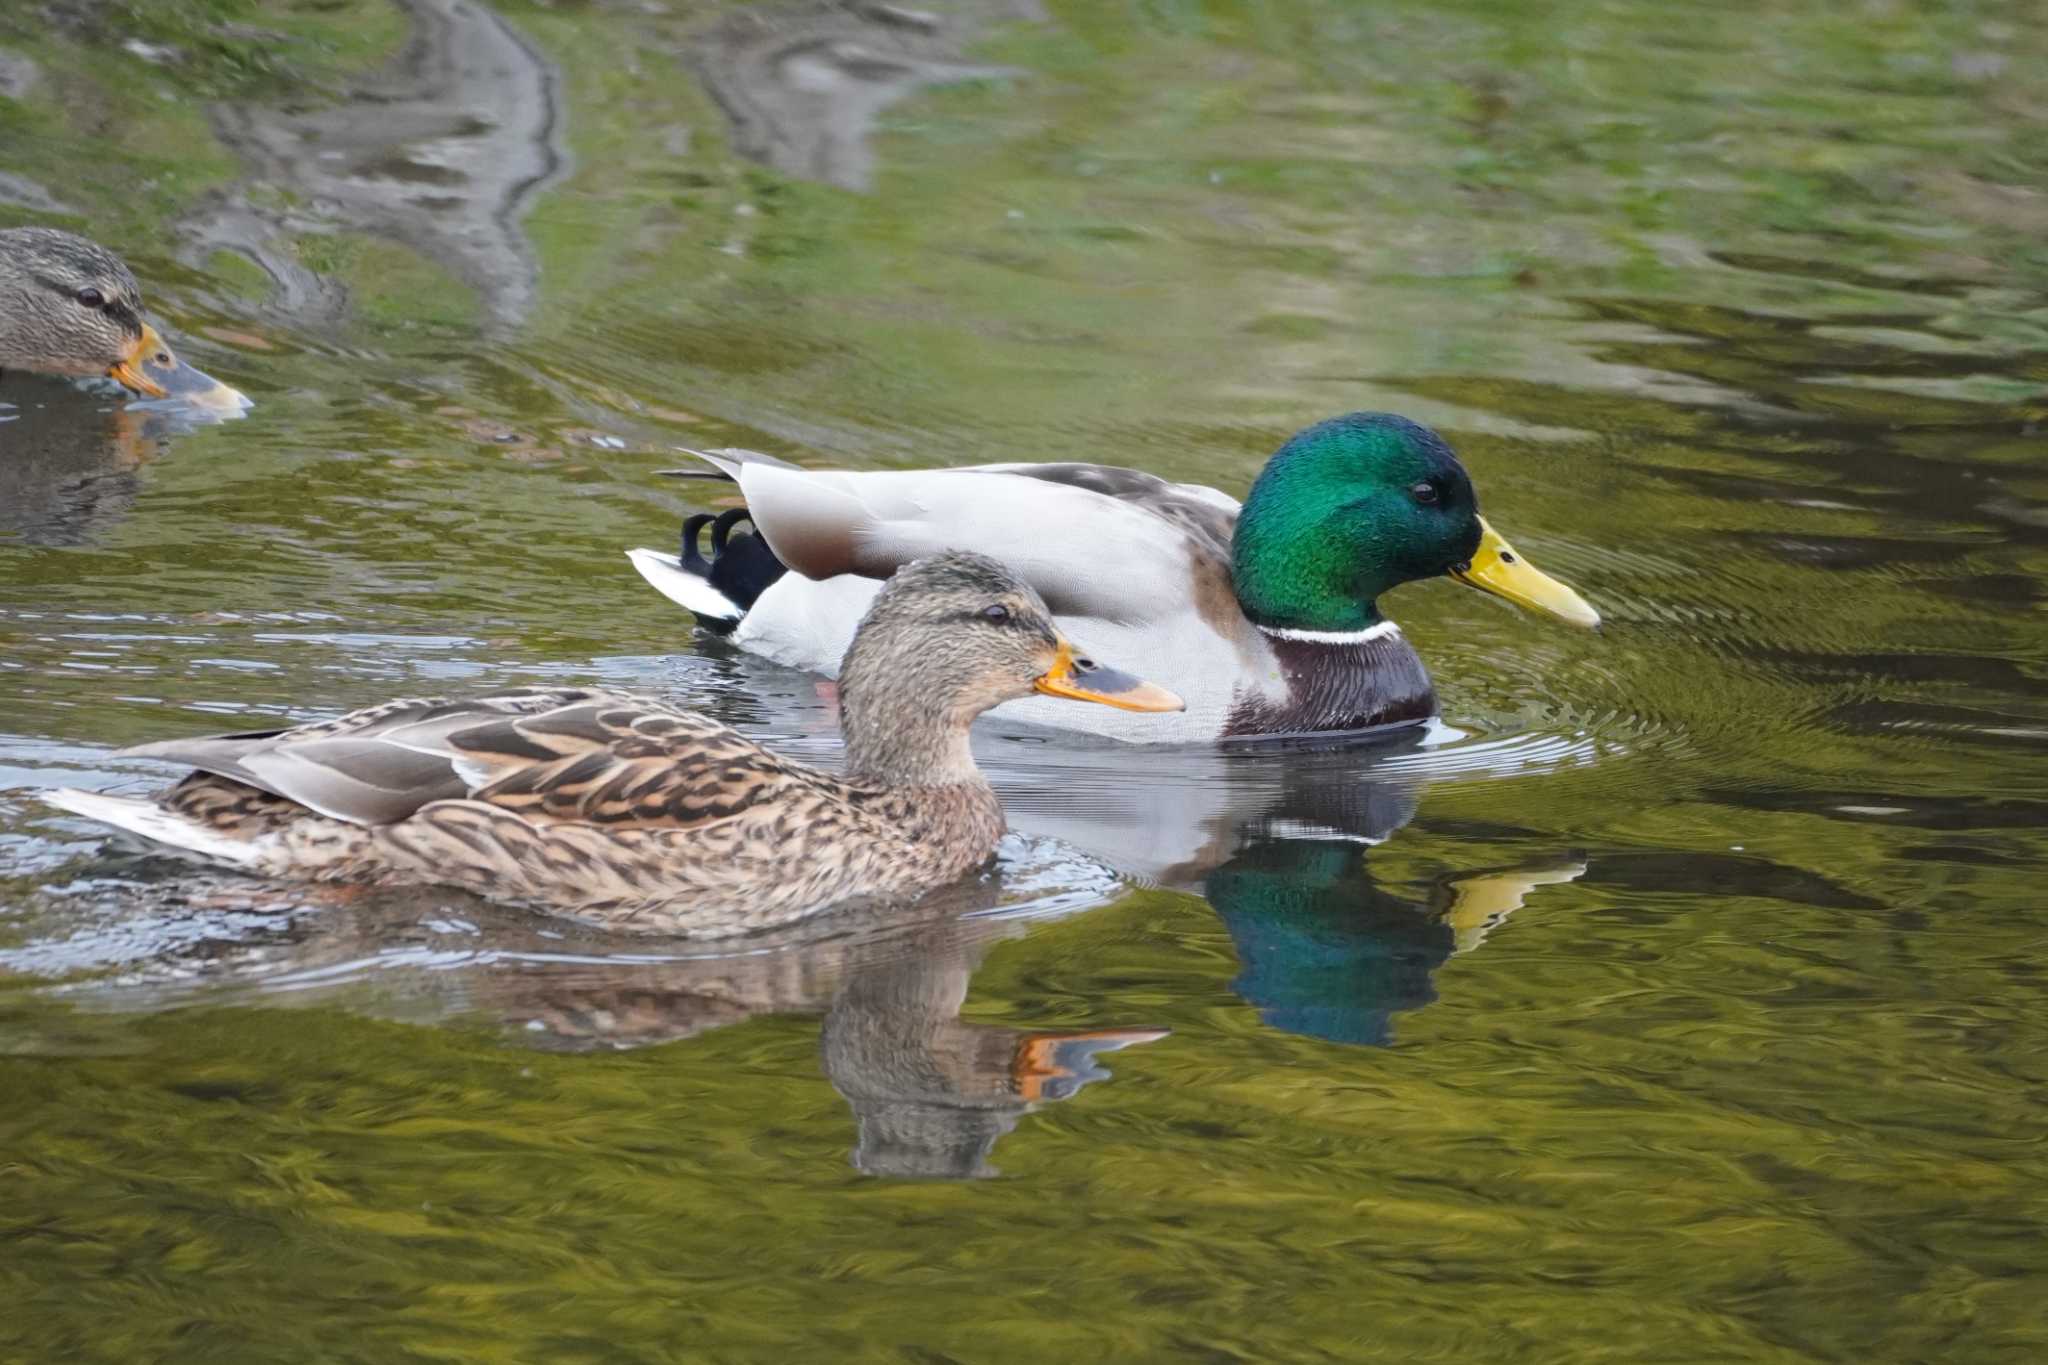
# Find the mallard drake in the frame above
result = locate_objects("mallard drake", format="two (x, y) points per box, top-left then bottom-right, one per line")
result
(628, 412), (1598, 743)
(0, 226), (246, 410)
(42, 553), (1181, 935)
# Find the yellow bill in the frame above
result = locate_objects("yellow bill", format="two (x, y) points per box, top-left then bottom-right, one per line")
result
(1034, 640), (1185, 713)
(1448, 517), (1601, 629)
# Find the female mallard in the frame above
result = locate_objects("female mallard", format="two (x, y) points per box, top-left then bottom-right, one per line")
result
(627, 412), (1599, 743)
(0, 226), (244, 409)
(43, 553), (1181, 936)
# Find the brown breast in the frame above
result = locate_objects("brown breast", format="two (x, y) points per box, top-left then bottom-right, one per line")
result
(1222, 629), (1436, 739)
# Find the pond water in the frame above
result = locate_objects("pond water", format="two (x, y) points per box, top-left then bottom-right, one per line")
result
(3, 0), (2047, 1359)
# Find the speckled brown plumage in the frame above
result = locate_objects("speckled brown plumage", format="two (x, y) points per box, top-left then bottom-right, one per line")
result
(49, 553), (1177, 935)
(109, 686), (1005, 935)
(0, 227), (151, 382)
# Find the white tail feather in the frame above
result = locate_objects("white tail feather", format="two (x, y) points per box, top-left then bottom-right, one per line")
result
(41, 789), (263, 866)
(625, 548), (745, 622)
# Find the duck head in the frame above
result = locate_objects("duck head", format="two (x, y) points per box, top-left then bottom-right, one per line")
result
(0, 227), (245, 410)
(1230, 413), (1599, 634)
(837, 551), (1183, 783)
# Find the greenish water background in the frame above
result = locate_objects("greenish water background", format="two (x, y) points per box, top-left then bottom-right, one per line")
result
(3, 0), (2046, 1359)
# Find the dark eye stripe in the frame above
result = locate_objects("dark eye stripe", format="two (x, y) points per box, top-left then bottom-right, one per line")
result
(36, 275), (143, 334)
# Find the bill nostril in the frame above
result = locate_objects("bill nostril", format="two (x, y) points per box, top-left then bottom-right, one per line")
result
(1073, 656), (1097, 672)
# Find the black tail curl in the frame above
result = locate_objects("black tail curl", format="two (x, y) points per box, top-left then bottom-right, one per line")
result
(679, 508), (788, 633)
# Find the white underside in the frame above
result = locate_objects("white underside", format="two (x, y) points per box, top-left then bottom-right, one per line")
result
(41, 788), (263, 866)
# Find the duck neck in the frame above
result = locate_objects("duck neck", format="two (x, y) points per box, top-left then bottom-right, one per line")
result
(1231, 519), (1391, 634)
(839, 684), (986, 790)
(1230, 472), (1406, 635)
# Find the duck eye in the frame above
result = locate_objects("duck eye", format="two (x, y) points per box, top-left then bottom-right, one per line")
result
(980, 604), (1011, 625)
(1409, 481), (1439, 506)
(74, 287), (106, 309)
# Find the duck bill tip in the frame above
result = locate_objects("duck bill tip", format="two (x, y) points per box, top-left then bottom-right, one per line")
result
(1033, 644), (1184, 713)
(125, 327), (252, 415)
(1450, 517), (1601, 630)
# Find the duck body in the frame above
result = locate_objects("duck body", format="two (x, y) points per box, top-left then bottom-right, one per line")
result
(628, 414), (1599, 744)
(44, 554), (1181, 934)
(48, 688), (1002, 935)
(646, 522), (1438, 744)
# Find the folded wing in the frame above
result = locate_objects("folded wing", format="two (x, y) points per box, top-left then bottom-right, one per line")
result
(117, 688), (809, 829)
(696, 449), (1240, 627)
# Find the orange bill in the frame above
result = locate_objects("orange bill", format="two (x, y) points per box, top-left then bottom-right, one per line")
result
(1013, 1028), (1172, 1103)
(108, 323), (251, 413)
(106, 324), (171, 398)
(1033, 640), (1184, 713)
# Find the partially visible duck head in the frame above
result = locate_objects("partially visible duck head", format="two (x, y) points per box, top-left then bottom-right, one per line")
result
(0, 226), (246, 411)
(836, 551), (1183, 783)
(1230, 412), (1600, 635)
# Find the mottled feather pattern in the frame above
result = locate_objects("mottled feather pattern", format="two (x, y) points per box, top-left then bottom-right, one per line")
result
(115, 687), (1007, 936)
(163, 771), (311, 838)
(451, 699), (811, 828)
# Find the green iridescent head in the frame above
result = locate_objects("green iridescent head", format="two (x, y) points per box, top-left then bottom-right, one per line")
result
(1230, 413), (1600, 634)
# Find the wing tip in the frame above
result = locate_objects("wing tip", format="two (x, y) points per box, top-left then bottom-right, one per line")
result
(39, 787), (262, 865)
(656, 446), (799, 482)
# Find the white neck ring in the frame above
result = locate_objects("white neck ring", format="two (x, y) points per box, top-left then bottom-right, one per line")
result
(1257, 621), (1401, 646)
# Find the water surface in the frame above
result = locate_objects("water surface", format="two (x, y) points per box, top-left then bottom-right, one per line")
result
(3, 1), (2046, 1360)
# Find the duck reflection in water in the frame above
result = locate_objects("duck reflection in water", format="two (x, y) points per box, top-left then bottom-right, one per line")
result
(0, 376), (243, 545)
(13, 870), (1163, 1181)
(1207, 836), (1584, 1046)
(508, 917), (1162, 1179)
(498, 897), (1163, 1180)
(820, 947), (1164, 1179)
(987, 725), (1588, 1047)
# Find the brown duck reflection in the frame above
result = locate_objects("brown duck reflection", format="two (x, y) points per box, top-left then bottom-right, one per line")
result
(26, 871), (1162, 1181)
(0, 377), (174, 544)
(497, 900), (1161, 1179)
(2, 358), (248, 544)
(821, 948), (1164, 1179)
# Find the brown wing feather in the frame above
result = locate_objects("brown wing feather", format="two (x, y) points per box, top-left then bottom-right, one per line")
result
(117, 688), (733, 828)
(452, 696), (832, 830)
(162, 771), (310, 837)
